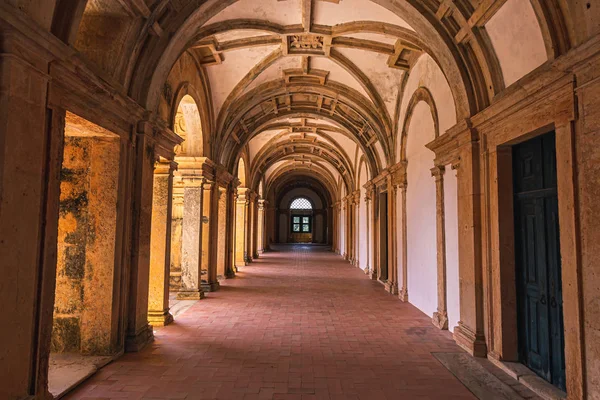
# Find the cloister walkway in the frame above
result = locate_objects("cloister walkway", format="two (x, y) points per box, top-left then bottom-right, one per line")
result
(67, 246), (489, 399)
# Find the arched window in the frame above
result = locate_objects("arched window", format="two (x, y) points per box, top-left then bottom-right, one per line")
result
(290, 197), (312, 210)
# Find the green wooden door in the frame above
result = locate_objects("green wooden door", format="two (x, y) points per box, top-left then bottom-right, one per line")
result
(513, 131), (566, 391)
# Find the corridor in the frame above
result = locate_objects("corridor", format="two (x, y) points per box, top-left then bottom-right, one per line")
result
(67, 246), (524, 400)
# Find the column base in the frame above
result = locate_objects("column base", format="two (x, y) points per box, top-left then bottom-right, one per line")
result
(169, 271), (182, 291)
(369, 269), (378, 280)
(432, 310), (449, 330)
(148, 310), (174, 327)
(225, 269), (236, 279)
(363, 266), (370, 275)
(176, 289), (205, 300)
(125, 324), (153, 352)
(453, 321), (487, 357)
(398, 288), (409, 302)
(201, 281), (221, 292)
(384, 281), (398, 295)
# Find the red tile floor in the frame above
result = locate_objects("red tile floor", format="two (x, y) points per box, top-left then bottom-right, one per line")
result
(66, 245), (476, 400)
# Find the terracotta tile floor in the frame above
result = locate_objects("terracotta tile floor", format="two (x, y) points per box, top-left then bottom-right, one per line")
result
(66, 245), (476, 400)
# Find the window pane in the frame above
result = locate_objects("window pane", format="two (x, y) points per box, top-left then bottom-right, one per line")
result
(293, 217), (300, 223)
(290, 197), (312, 210)
(303, 217), (309, 224)
(302, 225), (310, 232)
(293, 224), (300, 232)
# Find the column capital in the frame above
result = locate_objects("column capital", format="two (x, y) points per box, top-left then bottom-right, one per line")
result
(176, 156), (216, 181)
(154, 159), (178, 176)
(236, 187), (250, 204)
(431, 165), (446, 180)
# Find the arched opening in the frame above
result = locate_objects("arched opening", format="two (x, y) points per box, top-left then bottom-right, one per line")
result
(173, 94), (204, 157)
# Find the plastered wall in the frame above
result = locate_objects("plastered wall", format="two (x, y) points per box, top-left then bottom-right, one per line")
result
(406, 102), (437, 320)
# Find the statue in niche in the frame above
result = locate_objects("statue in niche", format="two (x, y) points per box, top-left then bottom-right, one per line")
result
(173, 109), (187, 155)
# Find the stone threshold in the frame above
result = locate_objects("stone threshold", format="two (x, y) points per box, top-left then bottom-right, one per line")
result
(48, 351), (122, 399)
(488, 357), (567, 400)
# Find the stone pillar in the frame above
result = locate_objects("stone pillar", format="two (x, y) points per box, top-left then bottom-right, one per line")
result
(453, 143), (487, 357)
(226, 186), (237, 277)
(363, 191), (371, 275)
(354, 194), (360, 267)
(344, 198), (350, 260)
(200, 180), (220, 292)
(367, 185), (378, 280)
(177, 179), (205, 299)
(398, 182), (409, 302)
(216, 186), (228, 278)
(169, 188), (184, 290)
(245, 192), (255, 263)
(148, 160), (177, 326)
(126, 123), (156, 351)
(386, 176), (399, 294)
(235, 188), (249, 268)
(431, 165), (448, 330)
(249, 192), (258, 259)
(257, 199), (266, 254)
(0, 37), (55, 398)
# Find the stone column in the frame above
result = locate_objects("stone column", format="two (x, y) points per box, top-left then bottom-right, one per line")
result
(127, 123), (157, 351)
(367, 185), (378, 280)
(363, 191), (371, 275)
(226, 186), (237, 276)
(342, 199), (348, 259)
(235, 188), (249, 268)
(398, 182), (409, 302)
(431, 165), (448, 330)
(257, 199), (266, 254)
(148, 160), (177, 326)
(216, 186), (228, 278)
(177, 179), (205, 300)
(0, 38), (55, 398)
(169, 188), (184, 290)
(250, 193), (259, 259)
(453, 143), (487, 357)
(200, 180), (220, 292)
(386, 176), (399, 294)
(354, 194), (360, 267)
(245, 191), (255, 263)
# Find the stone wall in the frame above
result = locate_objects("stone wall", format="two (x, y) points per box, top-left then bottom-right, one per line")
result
(52, 136), (120, 355)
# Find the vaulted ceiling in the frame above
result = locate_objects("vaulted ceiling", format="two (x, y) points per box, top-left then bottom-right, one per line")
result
(181, 0), (430, 192)
(68, 0), (575, 198)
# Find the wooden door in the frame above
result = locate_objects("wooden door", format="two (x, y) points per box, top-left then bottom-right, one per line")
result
(513, 132), (566, 391)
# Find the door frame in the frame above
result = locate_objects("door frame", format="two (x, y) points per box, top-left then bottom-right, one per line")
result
(483, 90), (583, 396)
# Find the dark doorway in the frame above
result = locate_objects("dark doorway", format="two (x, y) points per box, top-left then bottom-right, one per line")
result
(513, 131), (566, 391)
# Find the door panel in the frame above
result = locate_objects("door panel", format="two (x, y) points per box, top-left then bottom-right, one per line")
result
(513, 132), (566, 391)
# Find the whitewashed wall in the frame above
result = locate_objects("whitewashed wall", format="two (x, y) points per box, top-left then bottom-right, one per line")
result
(406, 102), (437, 319)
